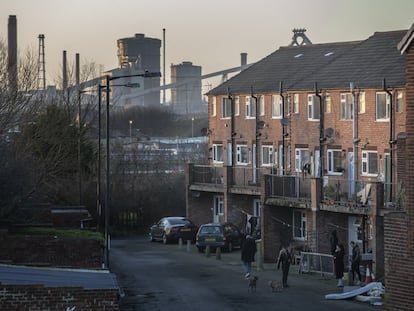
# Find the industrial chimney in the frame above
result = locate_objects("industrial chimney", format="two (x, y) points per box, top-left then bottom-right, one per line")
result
(8, 15), (17, 92)
(62, 50), (68, 90)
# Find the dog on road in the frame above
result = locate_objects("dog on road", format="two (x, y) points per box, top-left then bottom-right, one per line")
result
(268, 280), (283, 292)
(247, 276), (258, 292)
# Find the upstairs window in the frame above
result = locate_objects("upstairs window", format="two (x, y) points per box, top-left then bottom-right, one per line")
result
(327, 149), (343, 174)
(235, 96), (240, 116)
(396, 90), (404, 113)
(307, 94), (320, 120)
(236, 145), (249, 165)
(359, 92), (366, 113)
(340, 93), (353, 120)
(295, 148), (310, 172)
(261, 145), (274, 166)
(292, 94), (299, 114)
(245, 96), (256, 119)
(271, 95), (282, 118)
(258, 95), (265, 116)
(221, 97), (231, 118)
(325, 93), (332, 113)
(376, 92), (390, 121)
(362, 151), (378, 176)
(211, 97), (216, 117)
(213, 144), (223, 163)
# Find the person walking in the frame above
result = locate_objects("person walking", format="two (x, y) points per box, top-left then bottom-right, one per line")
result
(350, 241), (362, 285)
(333, 244), (345, 287)
(241, 235), (257, 278)
(277, 245), (291, 288)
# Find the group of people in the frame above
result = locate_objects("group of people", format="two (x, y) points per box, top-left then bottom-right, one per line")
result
(241, 235), (292, 288)
(241, 230), (363, 289)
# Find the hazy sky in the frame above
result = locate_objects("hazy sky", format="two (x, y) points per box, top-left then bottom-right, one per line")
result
(1, 0), (414, 89)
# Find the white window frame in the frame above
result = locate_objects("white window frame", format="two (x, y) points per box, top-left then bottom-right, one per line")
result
(292, 93), (299, 114)
(307, 94), (320, 120)
(359, 91), (366, 114)
(340, 93), (353, 120)
(261, 145), (274, 167)
(293, 210), (306, 240)
(295, 148), (310, 172)
(325, 93), (331, 113)
(376, 92), (390, 121)
(234, 96), (240, 116)
(214, 195), (224, 215)
(396, 90), (403, 113)
(258, 95), (265, 116)
(212, 144), (223, 163)
(271, 95), (282, 118)
(221, 97), (231, 119)
(361, 151), (378, 176)
(236, 145), (249, 165)
(245, 96), (256, 119)
(327, 149), (343, 175)
(211, 96), (216, 117)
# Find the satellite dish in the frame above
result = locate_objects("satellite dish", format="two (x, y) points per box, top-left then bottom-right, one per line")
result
(324, 128), (334, 138)
(257, 121), (265, 129)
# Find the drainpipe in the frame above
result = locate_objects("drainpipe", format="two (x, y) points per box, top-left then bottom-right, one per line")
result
(350, 82), (359, 198)
(280, 82), (285, 175)
(383, 79), (393, 202)
(315, 83), (324, 202)
(228, 88), (236, 185)
(251, 87), (259, 184)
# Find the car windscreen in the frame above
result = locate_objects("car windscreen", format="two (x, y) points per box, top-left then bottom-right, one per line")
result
(200, 226), (222, 234)
(169, 218), (192, 225)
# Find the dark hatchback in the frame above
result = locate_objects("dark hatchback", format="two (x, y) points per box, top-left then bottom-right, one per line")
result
(196, 222), (245, 252)
(149, 217), (198, 244)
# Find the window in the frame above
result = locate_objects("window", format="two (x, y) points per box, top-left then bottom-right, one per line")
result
(292, 94), (299, 114)
(245, 96), (255, 118)
(293, 210), (306, 240)
(396, 90), (404, 113)
(327, 149), (343, 174)
(307, 94), (320, 120)
(258, 95), (265, 116)
(376, 92), (390, 121)
(362, 151), (378, 176)
(340, 93), (353, 120)
(236, 145), (249, 165)
(261, 145), (274, 166)
(271, 95), (282, 118)
(221, 97), (231, 118)
(213, 144), (223, 163)
(295, 148), (310, 172)
(211, 97), (216, 116)
(214, 196), (224, 215)
(235, 96), (240, 116)
(253, 199), (261, 217)
(359, 92), (365, 113)
(325, 93), (331, 113)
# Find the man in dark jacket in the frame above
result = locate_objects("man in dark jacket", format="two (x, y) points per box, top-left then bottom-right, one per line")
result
(350, 241), (362, 285)
(241, 235), (257, 278)
(277, 245), (292, 288)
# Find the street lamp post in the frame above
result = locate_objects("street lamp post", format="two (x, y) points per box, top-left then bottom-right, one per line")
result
(103, 71), (161, 269)
(129, 120), (133, 141)
(191, 117), (194, 138)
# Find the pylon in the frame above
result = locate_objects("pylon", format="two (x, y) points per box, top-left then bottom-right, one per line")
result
(365, 264), (372, 283)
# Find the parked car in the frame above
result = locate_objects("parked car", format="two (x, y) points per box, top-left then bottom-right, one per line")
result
(149, 217), (198, 244)
(196, 222), (245, 252)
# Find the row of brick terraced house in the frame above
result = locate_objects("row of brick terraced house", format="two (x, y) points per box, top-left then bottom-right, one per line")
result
(186, 27), (414, 308)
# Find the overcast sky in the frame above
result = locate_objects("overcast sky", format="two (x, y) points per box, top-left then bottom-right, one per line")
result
(1, 0), (414, 89)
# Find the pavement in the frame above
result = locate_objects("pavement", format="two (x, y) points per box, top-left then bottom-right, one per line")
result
(171, 241), (384, 309)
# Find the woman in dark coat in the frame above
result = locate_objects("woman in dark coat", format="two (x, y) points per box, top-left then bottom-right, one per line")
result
(334, 244), (345, 287)
(241, 235), (257, 278)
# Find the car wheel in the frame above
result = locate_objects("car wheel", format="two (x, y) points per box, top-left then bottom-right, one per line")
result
(162, 233), (169, 244)
(227, 242), (233, 252)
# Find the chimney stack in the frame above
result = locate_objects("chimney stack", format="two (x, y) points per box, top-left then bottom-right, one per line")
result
(62, 50), (67, 90)
(240, 53), (247, 67)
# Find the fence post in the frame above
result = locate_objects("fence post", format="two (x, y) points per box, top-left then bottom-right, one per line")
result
(186, 240), (191, 252)
(206, 245), (211, 257)
(178, 238), (183, 250)
(216, 247), (221, 260)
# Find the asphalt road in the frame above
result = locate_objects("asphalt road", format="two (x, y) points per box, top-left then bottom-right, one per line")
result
(110, 236), (383, 311)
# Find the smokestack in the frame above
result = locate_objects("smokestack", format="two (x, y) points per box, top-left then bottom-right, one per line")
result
(8, 15), (17, 92)
(240, 53), (247, 67)
(163, 28), (166, 105)
(62, 50), (67, 90)
(76, 53), (80, 86)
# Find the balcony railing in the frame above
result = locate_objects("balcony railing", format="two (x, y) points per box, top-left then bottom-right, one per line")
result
(231, 166), (270, 188)
(322, 176), (373, 205)
(265, 174), (311, 200)
(191, 165), (224, 185)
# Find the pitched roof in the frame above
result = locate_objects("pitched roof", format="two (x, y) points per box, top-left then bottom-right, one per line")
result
(209, 30), (406, 95)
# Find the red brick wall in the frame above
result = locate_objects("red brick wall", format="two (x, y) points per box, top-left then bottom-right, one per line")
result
(0, 285), (119, 311)
(0, 235), (102, 268)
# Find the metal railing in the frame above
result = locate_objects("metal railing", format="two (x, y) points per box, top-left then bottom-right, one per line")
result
(191, 165), (224, 185)
(265, 174), (311, 200)
(299, 252), (334, 277)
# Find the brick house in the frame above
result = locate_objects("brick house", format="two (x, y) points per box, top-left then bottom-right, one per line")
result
(186, 28), (408, 280)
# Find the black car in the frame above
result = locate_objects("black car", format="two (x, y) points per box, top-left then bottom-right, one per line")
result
(149, 217), (198, 244)
(196, 222), (245, 252)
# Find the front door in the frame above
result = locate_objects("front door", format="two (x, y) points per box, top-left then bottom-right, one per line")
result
(213, 196), (223, 223)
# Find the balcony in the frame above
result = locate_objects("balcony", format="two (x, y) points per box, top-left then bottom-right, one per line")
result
(188, 165), (225, 193)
